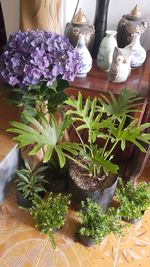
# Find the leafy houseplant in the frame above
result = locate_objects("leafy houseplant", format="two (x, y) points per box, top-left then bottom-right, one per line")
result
(16, 159), (48, 208)
(115, 178), (150, 223)
(77, 198), (123, 247)
(30, 193), (71, 249)
(65, 90), (150, 209)
(7, 89), (150, 210)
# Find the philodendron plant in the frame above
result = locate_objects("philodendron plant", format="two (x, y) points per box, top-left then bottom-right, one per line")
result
(7, 88), (150, 180)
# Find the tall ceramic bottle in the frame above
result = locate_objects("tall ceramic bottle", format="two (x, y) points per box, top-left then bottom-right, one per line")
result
(130, 32), (146, 68)
(75, 34), (92, 78)
(97, 30), (117, 71)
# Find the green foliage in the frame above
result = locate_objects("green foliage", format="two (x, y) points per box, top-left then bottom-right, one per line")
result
(7, 88), (150, 178)
(4, 78), (69, 115)
(16, 159), (47, 200)
(7, 112), (81, 167)
(30, 193), (71, 248)
(98, 88), (143, 121)
(78, 198), (123, 244)
(116, 178), (150, 220)
(65, 90), (150, 176)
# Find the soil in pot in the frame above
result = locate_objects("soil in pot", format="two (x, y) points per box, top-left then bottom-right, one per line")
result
(69, 160), (118, 211)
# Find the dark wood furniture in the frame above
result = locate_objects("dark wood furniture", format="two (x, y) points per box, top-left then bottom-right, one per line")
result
(65, 51), (150, 183)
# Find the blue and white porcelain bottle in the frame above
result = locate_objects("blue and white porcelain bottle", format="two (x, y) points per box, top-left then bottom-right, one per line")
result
(75, 34), (92, 78)
(130, 32), (146, 68)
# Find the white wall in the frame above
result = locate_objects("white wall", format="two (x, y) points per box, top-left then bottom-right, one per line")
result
(1, 0), (20, 38)
(1, 0), (150, 50)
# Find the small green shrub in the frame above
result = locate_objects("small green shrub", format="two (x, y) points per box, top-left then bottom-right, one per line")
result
(78, 198), (123, 245)
(116, 178), (150, 220)
(30, 193), (71, 248)
(16, 159), (47, 200)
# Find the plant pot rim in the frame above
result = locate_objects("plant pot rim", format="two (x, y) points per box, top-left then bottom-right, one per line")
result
(122, 216), (142, 224)
(76, 231), (95, 247)
(69, 160), (118, 191)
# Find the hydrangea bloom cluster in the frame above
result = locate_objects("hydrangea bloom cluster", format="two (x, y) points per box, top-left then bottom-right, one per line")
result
(0, 30), (79, 89)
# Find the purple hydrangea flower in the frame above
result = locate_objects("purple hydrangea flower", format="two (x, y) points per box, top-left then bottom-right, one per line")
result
(0, 30), (80, 89)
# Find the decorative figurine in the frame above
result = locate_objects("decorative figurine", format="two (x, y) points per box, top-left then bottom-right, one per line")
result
(97, 30), (117, 71)
(64, 8), (95, 54)
(75, 34), (92, 78)
(109, 46), (132, 83)
(117, 5), (148, 48)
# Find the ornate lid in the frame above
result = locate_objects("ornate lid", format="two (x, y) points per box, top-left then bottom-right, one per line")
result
(129, 5), (141, 18)
(72, 8), (88, 24)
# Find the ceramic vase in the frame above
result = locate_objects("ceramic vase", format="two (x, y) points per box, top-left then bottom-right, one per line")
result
(117, 5), (148, 48)
(97, 30), (117, 71)
(130, 32), (146, 68)
(75, 34), (92, 78)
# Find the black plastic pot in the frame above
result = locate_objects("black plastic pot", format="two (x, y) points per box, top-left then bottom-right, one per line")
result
(16, 190), (45, 208)
(16, 191), (32, 208)
(44, 176), (68, 193)
(122, 217), (142, 225)
(69, 175), (118, 212)
(76, 232), (95, 247)
(44, 168), (68, 193)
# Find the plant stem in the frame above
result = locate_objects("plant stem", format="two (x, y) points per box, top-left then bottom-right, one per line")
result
(72, 123), (86, 152)
(104, 140), (118, 160)
(102, 134), (110, 156)
(63, 152), (89, 171)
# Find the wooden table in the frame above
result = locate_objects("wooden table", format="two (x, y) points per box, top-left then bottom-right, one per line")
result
(65, 51), (150, 183)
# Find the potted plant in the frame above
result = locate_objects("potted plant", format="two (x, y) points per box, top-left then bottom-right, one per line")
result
(77, 198), (123, 247)
(15, 159), (48, 208)
(7, 88), (150, 210)
(64, 90), (150, 210)
(44, 156), (69, 192)
(115, 178), (150, 224)
(30, 192), (71, 249)
(0, 29), (80, 170)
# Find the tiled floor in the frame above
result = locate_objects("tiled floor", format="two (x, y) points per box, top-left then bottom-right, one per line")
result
(0, 160), (149, 267)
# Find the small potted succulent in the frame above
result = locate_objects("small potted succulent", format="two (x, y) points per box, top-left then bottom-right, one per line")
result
(77, 198), (123, 247)
(16, 159), (48, 208)
(115, 178), (150, 224)
(7, 88), (150, 210)
(30, 192), (71, 248)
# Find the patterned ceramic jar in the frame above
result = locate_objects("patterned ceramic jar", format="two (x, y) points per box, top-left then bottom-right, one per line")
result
(130, 32), (146, 68)
(75, 34), (92, 78)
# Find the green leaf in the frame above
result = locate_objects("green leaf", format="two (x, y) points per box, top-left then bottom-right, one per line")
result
(55, 147), (65, 168)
